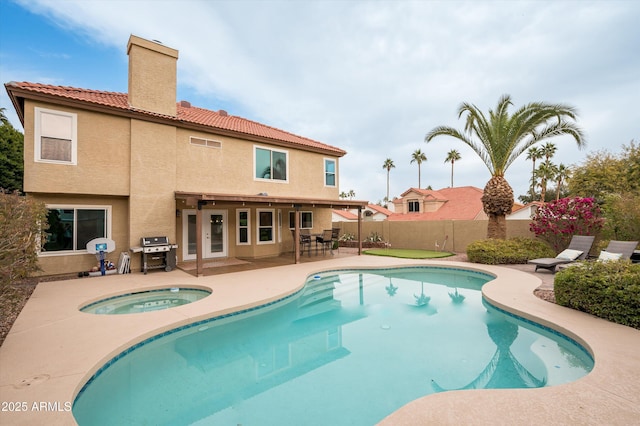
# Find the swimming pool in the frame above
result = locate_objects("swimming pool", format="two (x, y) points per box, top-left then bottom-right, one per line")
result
(80, 287), (211, 314)
(72, 266), (593, 425)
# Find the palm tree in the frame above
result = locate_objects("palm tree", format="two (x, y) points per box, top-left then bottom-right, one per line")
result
(444, 149), (461, 187)
(537, 162), (558, 202)
(382, 158), (395, 203)
(410, 149), (427, 188)
(425, 94), (585, 239)
(555, 163), (571, 200)
(541, 142), (557, 166)
(525, 146), (543, 199)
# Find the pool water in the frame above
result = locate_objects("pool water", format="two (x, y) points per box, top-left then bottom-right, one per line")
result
(80, 287), (211, 314)
(73, 267), (593, 425)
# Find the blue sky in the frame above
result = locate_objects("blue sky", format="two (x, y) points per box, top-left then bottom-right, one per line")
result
(1, 0), (639, 204)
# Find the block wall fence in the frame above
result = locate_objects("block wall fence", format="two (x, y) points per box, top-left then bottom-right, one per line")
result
(333, 220), (534, 253)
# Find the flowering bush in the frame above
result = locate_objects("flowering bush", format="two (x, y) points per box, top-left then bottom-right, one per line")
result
(530, 197), (604, 252)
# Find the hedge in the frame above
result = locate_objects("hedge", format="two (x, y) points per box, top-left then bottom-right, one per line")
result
(466, 237), (555, 265)
(555, 261), (640, 329)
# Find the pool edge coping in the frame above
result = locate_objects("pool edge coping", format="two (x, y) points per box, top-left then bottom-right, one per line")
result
(1, 257), (639, 425)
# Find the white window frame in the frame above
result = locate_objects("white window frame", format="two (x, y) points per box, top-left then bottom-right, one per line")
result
(324, 158), (337, 187)
(256, 208), (275, 244)
(288, 211), (313, 229)
(34, 107), (78, 165)
(254, 145), (289, 182)
(41, 204), (112, 256)
(408, 200), (420, 213)
(236, 208), (251, 245)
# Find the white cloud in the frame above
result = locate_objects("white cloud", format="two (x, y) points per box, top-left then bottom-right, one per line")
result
(7, 0), (640, 202)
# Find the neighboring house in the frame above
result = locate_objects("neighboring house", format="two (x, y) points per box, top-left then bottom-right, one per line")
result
(389, 187), (488, 221)
(332, 209), (359, 222)
(507, 202), (542, 220)
(332, 204), (392, 222)
(5, 35), (366, 276)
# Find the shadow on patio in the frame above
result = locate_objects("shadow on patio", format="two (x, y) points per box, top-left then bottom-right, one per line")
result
(177, 247), (360, 277)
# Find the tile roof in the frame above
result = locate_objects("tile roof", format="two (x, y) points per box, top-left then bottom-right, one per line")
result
(5, 81), (346, 156)
(389, 186), (486, 221)
(332, 209), (359, 220)
(366, 204), (393, 216)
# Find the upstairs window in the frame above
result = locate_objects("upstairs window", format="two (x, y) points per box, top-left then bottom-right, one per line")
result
(408, 200), (420, 212)
(35, 108), (77, 164)
(324, 159), (336, 187)
(255, 146), (288, 181)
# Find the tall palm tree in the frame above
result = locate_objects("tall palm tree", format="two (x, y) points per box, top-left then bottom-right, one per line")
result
(555, 163), (571, 200)
(382, 158), (395, 203)
(444, 149), (461, 187)
(525, 146), (543, 199)
(410, 149), (427, 188)
(425, 94), (585, 239)
(537, 162), (558, 202)
(541, 142), (557, 166)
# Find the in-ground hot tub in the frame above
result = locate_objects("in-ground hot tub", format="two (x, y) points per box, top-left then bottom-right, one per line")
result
(80, 287), (211, 315)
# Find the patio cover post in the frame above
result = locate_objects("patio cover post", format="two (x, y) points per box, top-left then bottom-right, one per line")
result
(358, 206), (363, 255)
(294, 204), (301, 264)
(196, 200), (204, 277)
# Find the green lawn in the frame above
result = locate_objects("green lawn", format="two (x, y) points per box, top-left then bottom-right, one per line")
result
(362, 248), (454, 259)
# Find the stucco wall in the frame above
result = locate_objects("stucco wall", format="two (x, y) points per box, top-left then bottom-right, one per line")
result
(334, 220), (534, 253)
(23, 100), (131, 196)
(174, 128), (340, 199)
(129, 119), (177, 248)
(32, 194), (129, 277)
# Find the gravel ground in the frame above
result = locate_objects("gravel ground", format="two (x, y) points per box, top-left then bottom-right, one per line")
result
(0, 279), (38, 347)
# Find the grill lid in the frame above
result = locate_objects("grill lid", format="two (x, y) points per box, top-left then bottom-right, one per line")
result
(141, 236), (170, 246)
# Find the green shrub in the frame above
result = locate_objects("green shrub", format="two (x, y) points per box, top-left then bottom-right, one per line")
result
(555, 261), (640, 329)
(466, 237), (555, 265)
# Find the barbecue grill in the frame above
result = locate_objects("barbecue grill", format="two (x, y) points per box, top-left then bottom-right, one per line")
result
(131, 236), (178, 274)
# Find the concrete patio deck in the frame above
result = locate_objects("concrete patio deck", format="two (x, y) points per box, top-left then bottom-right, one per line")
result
(1, 253), (638, 425)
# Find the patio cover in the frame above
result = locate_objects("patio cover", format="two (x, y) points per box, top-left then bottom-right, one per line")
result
(175, 192), (368, 276)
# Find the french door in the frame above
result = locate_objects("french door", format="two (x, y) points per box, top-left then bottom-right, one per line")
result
(182, 210), (228, 261)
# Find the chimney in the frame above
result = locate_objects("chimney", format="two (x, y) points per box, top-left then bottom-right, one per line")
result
(127, 35), (179, 116)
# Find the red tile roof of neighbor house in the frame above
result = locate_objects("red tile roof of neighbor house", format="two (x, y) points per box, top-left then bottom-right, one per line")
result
(332, 209), (359, 220)
(5, 82), (346, 156)
(366, 204), (393, 216)
(389, 186), (486, 221)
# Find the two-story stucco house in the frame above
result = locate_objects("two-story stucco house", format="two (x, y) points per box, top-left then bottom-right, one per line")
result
(5, 35), (366, 276)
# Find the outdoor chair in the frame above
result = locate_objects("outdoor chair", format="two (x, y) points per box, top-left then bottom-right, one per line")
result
(597, 240), (639, 260)
(316, 229), (334, 255)
(528, 235), (595, 273)
(557, 239), (639, 271)
(331, 228), (340, 252)
(292, 230), (312, 257)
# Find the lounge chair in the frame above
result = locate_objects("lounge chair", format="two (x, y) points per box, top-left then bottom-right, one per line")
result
(528, 235), (595, 273)
(556, 239), (639, 271)
(595, 240), (639, 261)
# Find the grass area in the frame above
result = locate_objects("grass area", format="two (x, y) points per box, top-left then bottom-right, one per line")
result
(363, 248), (454, 259)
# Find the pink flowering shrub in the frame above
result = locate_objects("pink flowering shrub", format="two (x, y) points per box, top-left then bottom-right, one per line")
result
(530, 197), (605, 252)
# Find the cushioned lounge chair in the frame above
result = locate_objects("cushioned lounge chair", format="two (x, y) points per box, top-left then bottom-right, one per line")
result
(598, 240), (639, 260)
(528, 235), (595, 273)
(556, 240), (639, 271)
